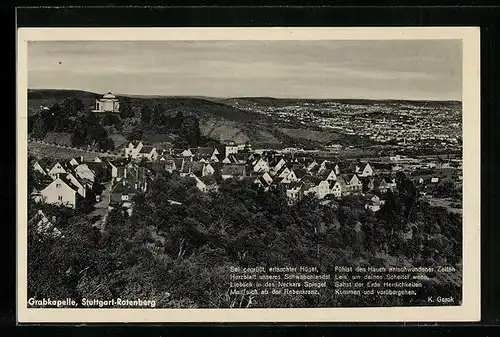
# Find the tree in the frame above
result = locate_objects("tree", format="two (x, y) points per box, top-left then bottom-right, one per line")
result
(151, 104), (167, 131)
(70, 117), (88, 147)
(59, 97), (84, 117)
(49, 104), (69, 132)
(181, 115), (201, 147)
(434, 177), (458, 199)
(173, 111), (184, 130)
(128, 127), (143, 141)
(31, 117), (47, 139)
(101, 114), (121, 126)
(120, 97), (134, 118)
(140, 105), (152, 125)
(98, 137), (115, 151)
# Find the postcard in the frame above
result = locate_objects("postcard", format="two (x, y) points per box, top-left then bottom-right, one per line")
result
(17, 27), (480, 323)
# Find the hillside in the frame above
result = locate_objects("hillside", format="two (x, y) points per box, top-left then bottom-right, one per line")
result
(27, 89), (372, 148)
(28, 89), (100, 115)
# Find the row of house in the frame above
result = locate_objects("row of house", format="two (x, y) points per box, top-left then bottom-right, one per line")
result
(131, 139), (400, 208)
(31, 156), (100, 209)
(31, 153), (156, 212)
(122, 140), (253, 163)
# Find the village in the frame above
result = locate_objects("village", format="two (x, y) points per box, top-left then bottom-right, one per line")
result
(28, 91), (463, 232)
(29, 137), (463, 228)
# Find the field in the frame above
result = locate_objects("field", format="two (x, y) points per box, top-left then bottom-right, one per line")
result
(28, 140), (119, 161)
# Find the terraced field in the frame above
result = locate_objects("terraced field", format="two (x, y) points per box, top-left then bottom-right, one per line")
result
(28, 140), (120, 161)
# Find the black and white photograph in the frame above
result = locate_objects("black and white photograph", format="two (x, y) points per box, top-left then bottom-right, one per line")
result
(17, 27), (480, 323)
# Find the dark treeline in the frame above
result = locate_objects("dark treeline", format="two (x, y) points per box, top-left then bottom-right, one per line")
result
(29, 97), (115, 151)
(28, 170), (462, 308)
(136, 101), (219, 148)
(29, 96), (219, 150)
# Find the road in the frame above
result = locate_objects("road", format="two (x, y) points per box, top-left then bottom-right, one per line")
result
(89, 181), (112, 229)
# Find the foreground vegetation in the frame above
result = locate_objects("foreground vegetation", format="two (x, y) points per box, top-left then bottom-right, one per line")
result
(28, 169), (462, 308)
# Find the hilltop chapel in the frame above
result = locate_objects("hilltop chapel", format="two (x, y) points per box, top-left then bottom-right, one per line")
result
(92, 92), (120, 117)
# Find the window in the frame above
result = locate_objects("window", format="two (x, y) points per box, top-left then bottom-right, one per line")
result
(56, 183), (61, 188)
(58, 196), (63, 201)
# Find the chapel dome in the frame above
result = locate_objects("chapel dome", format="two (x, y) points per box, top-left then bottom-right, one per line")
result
(103, 92), (116, 99)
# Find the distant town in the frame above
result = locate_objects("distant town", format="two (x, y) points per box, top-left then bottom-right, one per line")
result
(229, 98), (462, 152)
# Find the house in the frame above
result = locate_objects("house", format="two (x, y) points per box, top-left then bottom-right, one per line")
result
(136, 146), (158, 161)
(40, 176), (83, 209)
(281, 170), (299, 184)
(221, 164), (246, 180)
(181, 148), (194, 158)
(316, 180), (331, 199)
(334, 164), (341, 175)
(365, 194), (382, 212)
(362, 178), (375, 191)
(74, 164), (96, 185)
(28, 210), (62, 238)
(64, 172), (86, 198)
(293, 168), (307, 180)
(332, 177), (349, 198)
(107, 160), (118, 180)
(306, 160), (319, 172)
(347, 174), (363, 193)
(234, 152), (253, 164)
(252, 157), (270, 173)
(124, 141), (144, 159)
(210, 152), (221, 162)
(190, 147), (219, 160)
(387, 177), (397, 190)
(285, 182), (302, 205)
(69, 157), (84, 167)
(359, 163), (374, 177)
(225, 142), (239, 156)
(276, 166), (291, 179)
(179, 161), (203, 177)
(200, 175), (219, 193)
(320, 169), (337, 182)
(110, 165), (149, 205)
(254, 171), (273, 191)
(202, 163), (216, 177)
(273, 158), (287, 173)
(187, 173), (207, 193)
(33, 161), (48, 175)
(254, 176), (271, 191)
(377, 178), (390, 193)
(110, 180), (140, 207)
(47, 162), (67, 180)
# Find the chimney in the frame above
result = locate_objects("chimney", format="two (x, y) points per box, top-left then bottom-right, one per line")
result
(124, 168), (127, 178)
(80, 156), (83, 162)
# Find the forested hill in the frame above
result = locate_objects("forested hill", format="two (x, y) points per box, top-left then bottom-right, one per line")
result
(28, 89), (372, 149)
(28, 89), (261, 123)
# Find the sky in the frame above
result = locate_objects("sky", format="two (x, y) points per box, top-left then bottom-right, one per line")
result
(27, 40), (462, 101)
